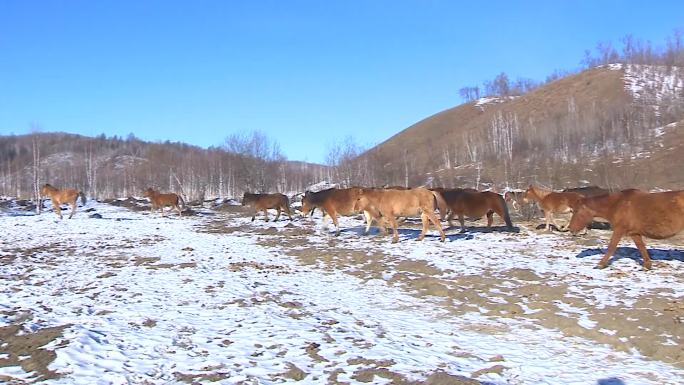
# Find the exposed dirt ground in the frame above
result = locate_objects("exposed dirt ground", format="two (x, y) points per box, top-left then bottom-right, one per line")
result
(202, 209), (684, 369)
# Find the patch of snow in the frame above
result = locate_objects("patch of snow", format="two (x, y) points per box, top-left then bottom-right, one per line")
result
(474, 96), (519, 111)
(621, 64), (684, 116)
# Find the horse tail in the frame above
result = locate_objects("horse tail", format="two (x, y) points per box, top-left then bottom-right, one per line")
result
(79, 191), (87, 205)
(431, 190), (448, 220)
(497, 193), (514, 229)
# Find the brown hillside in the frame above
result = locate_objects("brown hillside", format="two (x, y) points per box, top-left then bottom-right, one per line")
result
(365, 65), (683, 190)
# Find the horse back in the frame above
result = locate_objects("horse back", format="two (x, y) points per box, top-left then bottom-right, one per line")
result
(380, 188), (432, 217)
(618, 190), (684, 238)
(153, 192), (180, 207)
(541, 192), (582, 212)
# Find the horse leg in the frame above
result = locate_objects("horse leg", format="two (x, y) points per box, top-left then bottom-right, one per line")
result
(55, 204), (63, 220)
(459, 214), (466, 233)
(274, 207), (281, 222)
(486, 210), (494, 228)
(447, 212), (454, 228)
(417, 213), (429, 241)
(263, 209), (269, 222)
(68, 201), (77, 219)
(552, 214), (566, 231)
(332, 213), (341, 236)
(631, 234), (652, 270)
(177, 204), (182, 216)
(363, 211), (372, 235)
(597, 230), (623, 269)
(389, 216), (399, 243)
(251, 209), (256, 221)
(427, 212), (445, 242)
(544, 211), (552, 231)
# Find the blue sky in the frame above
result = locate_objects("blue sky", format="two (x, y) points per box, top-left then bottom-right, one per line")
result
(1, 1), (682, 163)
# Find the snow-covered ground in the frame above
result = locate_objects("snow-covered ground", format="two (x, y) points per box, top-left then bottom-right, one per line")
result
(0, 200), (682, 384)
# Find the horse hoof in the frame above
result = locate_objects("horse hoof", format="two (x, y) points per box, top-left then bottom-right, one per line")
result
(594, 264), (607, 269)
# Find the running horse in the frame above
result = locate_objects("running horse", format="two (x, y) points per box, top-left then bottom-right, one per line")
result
(40, 183), (87, 219)
(301, 187), (376, 236)
(569, 189), (684, 270)
(144, 188), (185, 216)
(442, 189), (513, 232)
(354, 187), (446, 243)
(242, 192), (292, 222)
(524, 185), (583, 231)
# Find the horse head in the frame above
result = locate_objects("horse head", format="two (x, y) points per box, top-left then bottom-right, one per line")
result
(568, 200), (594, 235)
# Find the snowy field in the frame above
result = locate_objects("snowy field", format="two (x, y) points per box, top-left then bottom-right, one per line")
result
(0, 199), (683, 385)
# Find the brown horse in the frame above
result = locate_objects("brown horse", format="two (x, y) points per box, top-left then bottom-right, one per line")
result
(442, 189), (513, 232)
(563, 185), (611, 197)
(242, 192), (292, 222)
(301, 187), (379, 236)
(569, 189), (684, 270)
(504, 191), (526, 212)
(354, 187), (446, 243)
(144, 188), (185, 216)
(40, 184), (86, 219)
(524, 185), (583, 231)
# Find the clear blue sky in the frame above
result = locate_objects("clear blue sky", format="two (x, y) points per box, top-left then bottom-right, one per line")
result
(1, 1), (682, 163)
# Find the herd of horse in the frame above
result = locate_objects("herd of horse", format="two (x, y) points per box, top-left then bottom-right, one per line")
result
(36, 183), (683, 271)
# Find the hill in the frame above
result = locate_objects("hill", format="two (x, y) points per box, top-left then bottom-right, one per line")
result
(363, 64), (684, 190)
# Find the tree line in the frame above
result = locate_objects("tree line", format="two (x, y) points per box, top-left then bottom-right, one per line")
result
(0, 132), (329, 202)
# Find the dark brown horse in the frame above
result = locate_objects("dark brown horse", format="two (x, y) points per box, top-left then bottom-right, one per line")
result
(242, 192), (292, 222)
(524, 185), (583, 231)
(442, 189), (513, 232)
(40, 184), (86, 219)
(569, 189), (684, 270)
(563, 185), (611, 197)
(144, 188), (185, 216)
(301, 188), (378, 235)
(354, 187), (446, 243)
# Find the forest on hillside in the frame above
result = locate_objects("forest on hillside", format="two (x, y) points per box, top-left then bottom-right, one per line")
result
(0, 132), (329, 201)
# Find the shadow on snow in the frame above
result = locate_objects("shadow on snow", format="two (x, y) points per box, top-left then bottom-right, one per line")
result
(576, 246), (684, 266)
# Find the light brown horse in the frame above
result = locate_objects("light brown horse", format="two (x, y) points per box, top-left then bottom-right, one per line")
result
(354, 187), (446, 243)
(40, 184), (86, 219)
(524, 185), (583, 231)
(442, 189), (513, 232)
(242, 192), (292, 222)
(569, 189), (684, 270)
(144, 187), (185, 216)
(301, 187), (378, 236)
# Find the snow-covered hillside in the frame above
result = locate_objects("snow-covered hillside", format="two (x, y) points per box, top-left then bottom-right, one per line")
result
(609, 63), (684, 115)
